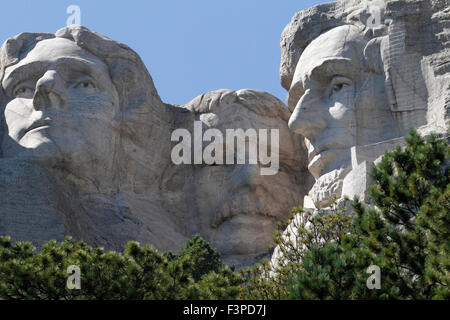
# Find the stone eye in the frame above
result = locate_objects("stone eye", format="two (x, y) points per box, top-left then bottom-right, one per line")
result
(71, 77), (97, 93)
(74, 80), (95, 89)
(333, 84), (344, 92)
(13, 85), (35, 99)
(329, 76), (352, 96)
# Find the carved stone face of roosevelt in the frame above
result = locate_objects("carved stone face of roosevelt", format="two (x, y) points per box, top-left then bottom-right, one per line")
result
(2, 38), (119, 169)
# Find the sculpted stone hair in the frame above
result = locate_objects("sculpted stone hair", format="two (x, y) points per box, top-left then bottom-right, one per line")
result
(280, 0), (388, 91)
(0, 25), (163, 114)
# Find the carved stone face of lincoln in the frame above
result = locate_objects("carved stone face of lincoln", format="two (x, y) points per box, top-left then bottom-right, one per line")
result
(2, 37), (119, 168)
(288, 25), (398, 182)
(288, 25), (365, 180)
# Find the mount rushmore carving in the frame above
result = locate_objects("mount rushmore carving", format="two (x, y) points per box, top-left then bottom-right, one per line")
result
(0, 0), (448, 266)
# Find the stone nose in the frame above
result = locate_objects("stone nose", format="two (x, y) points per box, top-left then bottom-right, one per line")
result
(32, 70), (66, 111)
(288, 89), (327, 140)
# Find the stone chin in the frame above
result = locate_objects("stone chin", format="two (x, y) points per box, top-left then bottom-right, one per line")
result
(8, 143), (63, 167)
(6, 125), (97, 170)
(307, 147), (351, 181)
(3, 127), (57, 162)
(308, 167), (350, 208)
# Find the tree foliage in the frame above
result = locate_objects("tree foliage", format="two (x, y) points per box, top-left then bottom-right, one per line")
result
(241, 129), (449, 300)
(0, 234), (242, 300)
(240, 201), (353, 299)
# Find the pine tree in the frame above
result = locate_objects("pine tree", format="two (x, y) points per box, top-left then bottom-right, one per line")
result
(260, 128), (449, 300)
(0, 235), (242, 300)
(367, 129), (449, 298)
(176, 234), (222, 281)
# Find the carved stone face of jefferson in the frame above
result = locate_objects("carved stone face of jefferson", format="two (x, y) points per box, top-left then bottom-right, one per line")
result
(2, 38), (119, 169)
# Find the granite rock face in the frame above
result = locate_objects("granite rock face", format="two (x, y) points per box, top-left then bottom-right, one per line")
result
(271, 0), (449, 269)
(283, 0), (449, 209)
(0, 26), (311, 266)
(0, 0), (448, 268)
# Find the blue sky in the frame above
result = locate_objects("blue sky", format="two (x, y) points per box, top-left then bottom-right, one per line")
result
(0, 0), (325, 105)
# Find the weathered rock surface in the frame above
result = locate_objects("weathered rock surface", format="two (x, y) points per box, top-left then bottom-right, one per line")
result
(284, 0), (449, 208)
(0, 26), (311, 267)
(272, 0), (449, 268)
(0, 0), (448, 269)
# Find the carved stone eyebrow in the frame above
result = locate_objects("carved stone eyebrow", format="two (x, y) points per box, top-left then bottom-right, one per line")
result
(53, 57), (111, 88)
(287, 57), (361, 110)
(53, 57), (99, 78)
(2, 61), (45, 93)
(2, 56), (108, 96)
(307, 57), (360, 87)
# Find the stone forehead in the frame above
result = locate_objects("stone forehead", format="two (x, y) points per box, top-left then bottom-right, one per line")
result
(3, 38), (108, 89)
(4, 38), (107, 78)
(22, 38), (92, 59)
(280, 0), (376, 90)
(291, 25), (367, 90)
(299, 25), (367, 67)
(0, 25), (151, 87)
